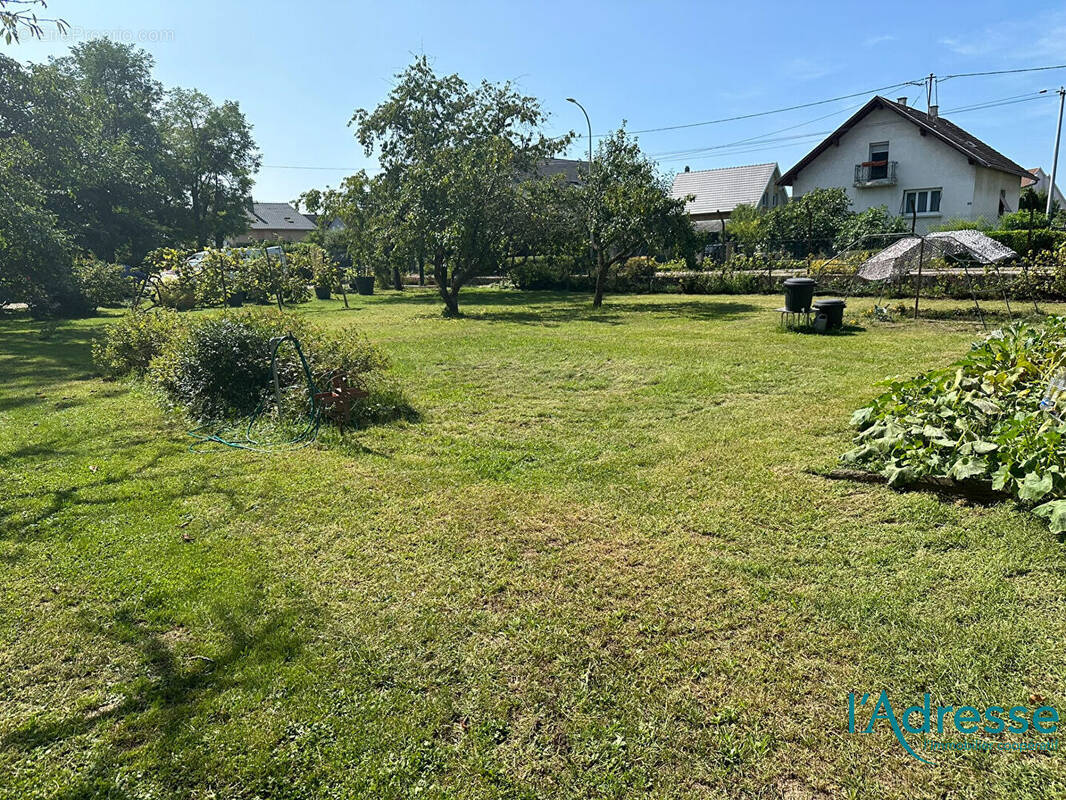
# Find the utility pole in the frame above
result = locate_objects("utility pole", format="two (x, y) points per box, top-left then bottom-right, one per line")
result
(1048, 87), (1065, 218)
(926, 73), (935, 113)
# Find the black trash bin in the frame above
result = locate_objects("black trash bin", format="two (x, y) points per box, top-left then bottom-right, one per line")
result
(783, 277), (816, 312)
(813, 298), (846, 330)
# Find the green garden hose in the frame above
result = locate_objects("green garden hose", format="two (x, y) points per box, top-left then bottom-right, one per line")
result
(187, 333), (322, 452)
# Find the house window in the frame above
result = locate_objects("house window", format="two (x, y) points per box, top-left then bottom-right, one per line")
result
(903, 188), (942, 215)
(868, 142), (889, 180)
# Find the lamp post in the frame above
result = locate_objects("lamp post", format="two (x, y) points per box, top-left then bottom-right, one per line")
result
(566, 97), (593, 179)
(566, 97), (595, 270)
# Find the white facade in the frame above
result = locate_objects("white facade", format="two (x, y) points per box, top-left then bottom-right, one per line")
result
(788, 106), (1022, 233)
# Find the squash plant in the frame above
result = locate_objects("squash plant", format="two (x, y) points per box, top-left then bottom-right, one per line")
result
(843, 318), (1066, 532)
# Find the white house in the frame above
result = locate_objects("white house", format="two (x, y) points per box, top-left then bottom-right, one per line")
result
(670, 162), (789, 232)
(777, 96), (1031, 232)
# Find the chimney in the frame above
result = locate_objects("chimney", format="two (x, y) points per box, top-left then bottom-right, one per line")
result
(897, 97), (907, 106)
(929, 104), (939, 119)
(684, 165), (690, 172)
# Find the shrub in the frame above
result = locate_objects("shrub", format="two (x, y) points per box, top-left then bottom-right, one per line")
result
(929, 217), (993, 232)
(92, 309), (184, 378)
(73, 257), (135, 308)
(610, 257), (657, 293)
(1000, 210), (1054, 230)
(988, 228), (1066, 256)
(507, 256), (587, 290)
(152, 313), (284, 418)
(96, 308), (412, 428)
(240, 251), (310, 306)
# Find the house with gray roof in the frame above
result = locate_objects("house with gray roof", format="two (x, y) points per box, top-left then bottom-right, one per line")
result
(670, 163), (788, 232)
(231, 202), (316, 244)
(778, 96), (1031, 232)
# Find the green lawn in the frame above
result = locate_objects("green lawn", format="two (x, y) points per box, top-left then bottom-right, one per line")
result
(2, 290), (1065, 799)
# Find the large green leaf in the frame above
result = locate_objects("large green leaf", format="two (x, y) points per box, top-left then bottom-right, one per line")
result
(1018, 472), (1054, 502)
(948, 457), (988, 481)
(1033, 499), (1066, 533)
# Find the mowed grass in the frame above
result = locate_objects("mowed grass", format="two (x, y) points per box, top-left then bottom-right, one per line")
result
(2, 289), (1065, 799)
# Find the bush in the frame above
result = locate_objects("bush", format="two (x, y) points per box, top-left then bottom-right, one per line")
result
(507, 256), (587, 290)
(988, 228), (1066, 256)
(240, 251), (310, 306)
(609, 257), (657, 293)
(92, 309), (183, 378)
(72, 257), (135, 308)
(95, 308), (412, 428)
(153, 313), (283, 419)
(1000, 210), (1054, 230)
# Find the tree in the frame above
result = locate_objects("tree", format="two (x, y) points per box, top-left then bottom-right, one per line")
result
(49, 40), (170, 262)
(833, 205), (906, 251)
(581, 128), (694, 308)
(763, 187), (852, 258)
(161, 88), (260, 248)
(351, 57), (570, 316)
(0, 0), (66, 43)
(0, 138), (76, 312)
(723, 203), (765, 254)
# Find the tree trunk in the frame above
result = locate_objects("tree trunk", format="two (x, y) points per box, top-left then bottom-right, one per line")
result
(392, 264), (404, 291)
(592, 252), (608, 309)
(417, 254), (425, 286)
(433, 256), (460, 317)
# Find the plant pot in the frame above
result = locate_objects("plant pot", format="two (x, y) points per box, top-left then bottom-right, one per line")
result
(226, 291), (245, 307)
(314, 286), (332, 300)
(354, 276), (375, 295)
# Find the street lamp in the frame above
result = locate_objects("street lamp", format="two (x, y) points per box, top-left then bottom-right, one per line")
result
(566, 97), (593, 180)
(567, 97), (595, 264)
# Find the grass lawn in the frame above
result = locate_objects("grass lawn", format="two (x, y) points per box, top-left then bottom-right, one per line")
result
(2, 289), (1065, 799)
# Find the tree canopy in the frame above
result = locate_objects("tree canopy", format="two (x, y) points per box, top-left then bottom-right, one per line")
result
(0, 39), (259, 313)
(350, 56), (572, 316)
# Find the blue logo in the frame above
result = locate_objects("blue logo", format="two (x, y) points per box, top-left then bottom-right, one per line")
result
(848, 691), (1060, 764)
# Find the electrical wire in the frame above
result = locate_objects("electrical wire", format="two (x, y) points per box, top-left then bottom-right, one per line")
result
(940, 64), (1066, 81)
(570, 79), (926, 140)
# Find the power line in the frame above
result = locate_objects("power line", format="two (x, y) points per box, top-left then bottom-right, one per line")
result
(940, 64), (1066, 81)
(653, 90), (1054, 168)
(570, 78), (927, 139)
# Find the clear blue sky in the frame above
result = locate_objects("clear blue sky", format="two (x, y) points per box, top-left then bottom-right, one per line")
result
(8, 0), (1066, 203)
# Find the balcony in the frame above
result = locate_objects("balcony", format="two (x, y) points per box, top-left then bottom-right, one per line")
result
(854, 160), (898, 187)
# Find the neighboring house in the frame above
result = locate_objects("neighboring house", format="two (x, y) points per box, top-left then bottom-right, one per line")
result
(536, 157), (585, 184)
(777, 96), (1031, 232)
(1021, 167), (1066, 209)
(303, 213), (347, 232)
(670, 163), (789, 232)
(231, 202), (316, 244)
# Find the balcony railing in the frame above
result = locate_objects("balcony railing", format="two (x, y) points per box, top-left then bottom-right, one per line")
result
(854, 160), (897, 187)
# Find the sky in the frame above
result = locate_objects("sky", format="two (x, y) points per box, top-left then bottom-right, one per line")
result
(7, 0), (1066, 203)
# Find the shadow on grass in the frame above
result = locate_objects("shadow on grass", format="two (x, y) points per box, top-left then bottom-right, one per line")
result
(0, 442), (246, 539)
(786, 323), (867, 337)
(0, 316), (99, 408)
(1, 588), (315, 798)
(368, 288), (762, 325)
